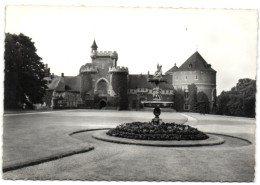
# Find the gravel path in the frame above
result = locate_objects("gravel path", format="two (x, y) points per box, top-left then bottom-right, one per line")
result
(3, 110), (255, 181)
(3, 110), (186, 170)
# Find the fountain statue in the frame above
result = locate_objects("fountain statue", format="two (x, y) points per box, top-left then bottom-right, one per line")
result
(106, 64), (208, 141)
(141, 64), (174, 124)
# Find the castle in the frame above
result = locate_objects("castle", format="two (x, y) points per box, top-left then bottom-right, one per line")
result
(43, 40), (216, 112)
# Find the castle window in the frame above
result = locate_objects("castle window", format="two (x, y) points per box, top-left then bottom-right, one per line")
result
(195, 75), (198, 80)
(188, 64), (192, 68)
(184, 103), (189, 110)
(185, 75), (188, 80)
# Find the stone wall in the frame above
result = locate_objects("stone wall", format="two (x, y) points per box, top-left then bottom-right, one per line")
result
(172, 70), (216, 86)
(80, 73), (93, 100)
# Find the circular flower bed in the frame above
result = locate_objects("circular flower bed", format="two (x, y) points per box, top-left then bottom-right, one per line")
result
(106, 122), (209, 141)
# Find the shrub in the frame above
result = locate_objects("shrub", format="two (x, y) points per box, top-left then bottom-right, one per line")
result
(107, 122), (208, 141)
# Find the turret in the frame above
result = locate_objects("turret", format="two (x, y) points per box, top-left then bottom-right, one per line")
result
(91, 40), (98, 52)
(79, 63), (98, 73)
(91, 40), (98, 59)
(110, 51), (118, 67)
(79, 63), (97, 101)
(108, 66), (129, 110)
(108, 66), (128, 73)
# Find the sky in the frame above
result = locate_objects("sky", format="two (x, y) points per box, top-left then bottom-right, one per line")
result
(4, 5), (258, 95)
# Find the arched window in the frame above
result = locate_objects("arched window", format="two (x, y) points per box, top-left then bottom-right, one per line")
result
(96, 79), (108, 95)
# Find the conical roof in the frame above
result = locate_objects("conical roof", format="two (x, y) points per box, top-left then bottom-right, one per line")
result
(91, 40), (98, 50)
(178, 51), (215, 72)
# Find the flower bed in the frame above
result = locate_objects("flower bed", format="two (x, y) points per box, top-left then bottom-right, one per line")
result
(106, 122), (209, 141)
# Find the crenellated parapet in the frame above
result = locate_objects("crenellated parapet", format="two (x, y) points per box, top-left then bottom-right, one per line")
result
(108, 66), (129, 74)
(91, 51), (118, 60)
(79, 64), (98, 73)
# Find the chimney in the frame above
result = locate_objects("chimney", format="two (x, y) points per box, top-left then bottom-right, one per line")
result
(61, 73), (64, 77)
(51, 73), (54, 79)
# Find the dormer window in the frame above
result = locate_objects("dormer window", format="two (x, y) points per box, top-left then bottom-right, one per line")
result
(188, 63), (192, 68)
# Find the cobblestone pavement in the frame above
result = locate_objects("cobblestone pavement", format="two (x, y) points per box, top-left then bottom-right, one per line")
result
(2, 110), (255, 181)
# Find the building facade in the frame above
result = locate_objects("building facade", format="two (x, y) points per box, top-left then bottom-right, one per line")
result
(166, 51), (217, 111)
(43, 41), (216, 112)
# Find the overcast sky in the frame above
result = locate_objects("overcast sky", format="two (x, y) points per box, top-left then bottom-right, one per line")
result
(5, 6), (257, 95)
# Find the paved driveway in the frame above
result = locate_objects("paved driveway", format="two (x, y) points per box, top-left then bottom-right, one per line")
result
(2, 110), (255, 181)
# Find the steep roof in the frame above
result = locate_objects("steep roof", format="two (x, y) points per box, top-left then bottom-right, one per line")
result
(178, 51), (216, 72)
(91, 40), (98, 50)
(166, 63), (179, 74)
(128, 75), (174, 90)
(64, 76), (81, 91)
(45, 76), (81, 92)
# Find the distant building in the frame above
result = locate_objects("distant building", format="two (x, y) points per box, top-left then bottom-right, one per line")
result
(165, 52), (217, 111)
(43, 40), (216, 112)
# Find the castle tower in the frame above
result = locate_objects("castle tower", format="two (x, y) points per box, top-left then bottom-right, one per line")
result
(90, 40), (118, 74)
(166, 51), (216, 112)
(79, 63), (98, 107)
(108, 66), (129, 110)
(79, 40), (127, 109)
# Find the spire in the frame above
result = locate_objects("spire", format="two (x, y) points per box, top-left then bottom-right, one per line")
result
(91, 40), (98, 51)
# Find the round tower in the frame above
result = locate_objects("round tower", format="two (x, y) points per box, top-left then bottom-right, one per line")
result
(110, 51), (118, 67)
(108, 66), (129, 110)
(79, 64), (98, 105)
(169, 51), (217, 112)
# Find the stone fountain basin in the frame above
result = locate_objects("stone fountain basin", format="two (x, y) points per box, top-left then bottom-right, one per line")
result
(92, 130), (225, 147)
(141, 101), (174, 108)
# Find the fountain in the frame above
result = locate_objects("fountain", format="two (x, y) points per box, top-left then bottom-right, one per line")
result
(105, 64), (209, 141)
(141, 63), (174, 124)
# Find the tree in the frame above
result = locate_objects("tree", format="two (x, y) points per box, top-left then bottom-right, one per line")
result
(217, 91), (231, 115)
(4, 33), (47, 109)
(173, 88), (185, 112)
(237, 78), (256, 117)
(188, 84), (197, 112)
(217, 78), (256, 118)
(197, 91), (210, 114)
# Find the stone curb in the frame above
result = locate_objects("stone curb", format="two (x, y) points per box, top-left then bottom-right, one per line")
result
(3, 145), (94, 173)
(182, 112), (255, 120)
(92, 130), (225, 147)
